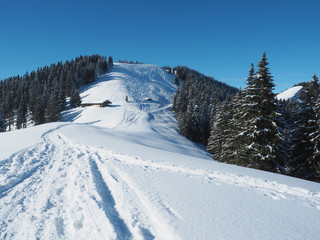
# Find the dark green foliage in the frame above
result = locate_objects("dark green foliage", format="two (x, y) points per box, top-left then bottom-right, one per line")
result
(16, 95), (28, 129)
(289, 104), (316, 179)
(0, 106), (5, 132)
(207, 101), (233, 161)
(174, 76), (180, 86)
(0, 54), (109, 129)
(108, 56), (113, 69)
(288, 74), (320, 181)
(172, 66), (238, 145)
(247, 53), (279, 172)
(34, 97), (45, 125)
(96, 57), (108, 76)
(45, 93), (61, 123)
(207, 53), (281, 173)
(70, 89), (82, 108)
(312, 94), (320, 181)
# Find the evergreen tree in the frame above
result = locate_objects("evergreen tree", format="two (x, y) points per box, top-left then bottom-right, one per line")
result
(207, 102), (232, 161)
(173, 66), (238, 145)
(84, 63), (96, 84)
(208, 54), (281, 172)
(0, 106), (6, 132)
(248, 52), (279, 171)
(96, 57), (108, 76)
(0, 54), (108, 129)
(108, 56), (113, 69)
(34, 97), (45, 125)
(3, 90), (14, 131)
(45, 93), (61, 123)
(174, 76), (180, 86)
(274, 99), (290, 173)
(312, 92), (320, 182)
(75, 62), (85, 85)
(16, 95), (28, 129)
(70, 89), (82, 108)
(290, 74), (319, 180)
(289, 102), (317, 179)
(224, 90), (247, 165)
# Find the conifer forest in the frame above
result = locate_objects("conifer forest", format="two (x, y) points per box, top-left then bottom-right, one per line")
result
(1, 53), (319, 183)
(0, 55), (111, 131)
(173, 53), (320, 183)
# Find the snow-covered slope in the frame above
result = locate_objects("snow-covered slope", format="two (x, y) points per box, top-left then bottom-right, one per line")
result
(276, 85), (303, 101)
(1, 64), (320, 240)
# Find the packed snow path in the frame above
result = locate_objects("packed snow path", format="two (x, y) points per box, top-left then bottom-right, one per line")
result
(0, 128), (179, 240)
(1, 64), (320, 239)
(2, 126), (320, 240)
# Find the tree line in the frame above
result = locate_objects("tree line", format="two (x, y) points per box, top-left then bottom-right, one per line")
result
(173, 53), (320, 182)
(0, 54), (113, 131)
(172, 66), (238, 145)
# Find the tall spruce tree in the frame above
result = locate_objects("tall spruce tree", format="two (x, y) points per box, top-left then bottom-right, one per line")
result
(312, 90), (320, 182)
(70, 88), (82, 108)
(290, 74), (319, 180)
(0, 106), (5, 132)
(225, 90), (248, 165)
(108, 56), (113, 67)
(274, 99), (290, 173)
(209, 54), (281, 172)
(235, 64), (261, 167)
(207, 101), (233, 161)
(248, 52), (279, 172)
(16, 95), (28, 129)
(45, 93), (61, 123)
(34, 97), (45, 125)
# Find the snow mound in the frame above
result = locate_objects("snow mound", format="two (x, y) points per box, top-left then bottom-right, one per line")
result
(276, 85), (303, 100)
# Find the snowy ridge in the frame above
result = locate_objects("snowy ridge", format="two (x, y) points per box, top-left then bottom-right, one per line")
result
(276, 85), (303, 100)
(1, 64), (320, 239)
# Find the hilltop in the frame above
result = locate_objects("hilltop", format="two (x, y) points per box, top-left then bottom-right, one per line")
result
(1, 63), (320, 240)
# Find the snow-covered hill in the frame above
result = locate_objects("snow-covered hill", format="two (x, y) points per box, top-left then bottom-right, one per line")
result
(1, 64), (320, 240)
(276, 85), (303, 101)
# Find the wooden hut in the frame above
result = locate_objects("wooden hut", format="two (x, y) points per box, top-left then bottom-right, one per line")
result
(81, 100), (112, 108)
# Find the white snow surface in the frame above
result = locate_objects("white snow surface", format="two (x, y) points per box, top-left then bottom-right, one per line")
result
(1, 63), (320, 240)
(276, 85), (303, 101)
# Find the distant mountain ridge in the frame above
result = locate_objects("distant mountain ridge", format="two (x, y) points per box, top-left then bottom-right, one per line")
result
(276, 85), (303, 101)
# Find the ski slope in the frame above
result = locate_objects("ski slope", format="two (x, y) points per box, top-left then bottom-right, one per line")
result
(1, 63), (320, 240)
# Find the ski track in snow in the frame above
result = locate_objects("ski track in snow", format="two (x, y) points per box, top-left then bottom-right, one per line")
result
(1, 127), (320, 239)
(0, 129), (182, 240)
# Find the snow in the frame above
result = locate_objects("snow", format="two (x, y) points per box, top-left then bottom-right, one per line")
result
(276, 85), (303, 101)
(1, 64), (320, 239)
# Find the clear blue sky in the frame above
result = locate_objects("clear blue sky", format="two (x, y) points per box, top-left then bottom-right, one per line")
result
(0, 0), (319, 93)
